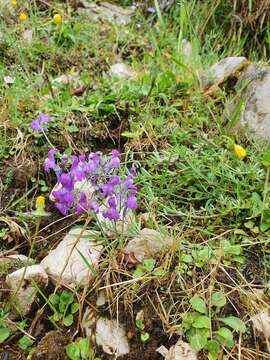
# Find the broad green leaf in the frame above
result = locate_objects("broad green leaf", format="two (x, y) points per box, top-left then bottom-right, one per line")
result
(135, 319), (145, 331)
(66, 343), (80, 360)
(143, 258), (156, 272)
(52, 312), (61, 322)
(49, 293), (60, 305)
(190, 295), (208, 314)
(133, 266), (145, 278)
(211, 292), (226, 308)
(78, 338), (89, 359)
(0, 327), (10, 343)
(188, 328), (209, 351)
(18, 335), (34, 351)
(193, 315), (211, 329)
(216, 327), (234, 347)
(71, 302), (80, 314)
(206, 340), (220, 360)
(63, 314), (74, 327)
(140, 332), (150, 342)
(218, 316), (246, 333)
(60, 290), (74, 305)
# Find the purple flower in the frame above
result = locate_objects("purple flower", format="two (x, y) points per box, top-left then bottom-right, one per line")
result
(30, 113), (51, 133)
(100, 176), (121, 196)
(31, 119), (42, 133)
(103, 207), (120, 222)
(44, 148), (59, 173)
(45, 148), (138, 222)
(127, 194), (138, 209)
(108, 150), (120, 169)
(59, 173), (73, 191)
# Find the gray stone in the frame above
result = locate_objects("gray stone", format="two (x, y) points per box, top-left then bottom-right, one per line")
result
(96, 318), (130, 357)
(201, 56), (247, 89)
(110, 63), (137, 80)
(40, 227), (103, 287)
(250, 308), (270, 339)
(6, 265), (48, 316)
(124, 228), (173, 262)
(78, 2), (134, 26)
(165, 339), (197, 360)
(237, 66), (270, 140)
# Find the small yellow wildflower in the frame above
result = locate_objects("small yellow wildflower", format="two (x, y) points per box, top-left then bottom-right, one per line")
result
(19, 12), (28, 22)
(234, 144), (247, 159)
(53, 14), (62, 25)
(10, 0), (17, 7)
(36, 196), (45, 210)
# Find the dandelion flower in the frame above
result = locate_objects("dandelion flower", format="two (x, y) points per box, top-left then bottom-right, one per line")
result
(10, 0), (17, 7)
(234, 144), (247, 159)
(53, 14), (62, 25)
(19, 12), (28, 22)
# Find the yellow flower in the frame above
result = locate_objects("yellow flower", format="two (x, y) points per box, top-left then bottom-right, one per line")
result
(35, 196), (45, 212)
(53, 14), (62, 25)
(10, 0), (17, 7)
(234, 144), (247, 159)
(19, 12), (28, 21)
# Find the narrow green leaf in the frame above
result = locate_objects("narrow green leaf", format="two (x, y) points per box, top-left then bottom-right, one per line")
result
(0, 327), (10, 343)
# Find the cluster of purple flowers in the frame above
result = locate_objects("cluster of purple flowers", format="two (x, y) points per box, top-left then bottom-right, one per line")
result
(31, 113), (51, 133)
(44, 148), (138, 222)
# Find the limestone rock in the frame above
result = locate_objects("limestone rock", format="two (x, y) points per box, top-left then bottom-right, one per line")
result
(124, 228), (173, 262)
(237, 66), (270, 140)
(201, 56), (247, 89)
(6, 265), (48, 316)
(22, 29), (33, 46)
(250, 308), (270, 339)
(40, 227), (103, 287)
(78, 2), (134, 25)
(96, 318), (130, 357)
(110, 63), (137, 80)
(165, 339), (197, 360)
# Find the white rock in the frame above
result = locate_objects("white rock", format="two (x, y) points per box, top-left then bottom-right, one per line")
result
(96, 318), (130, 357)
(201, 56), (247, 89)
(6, 265), (48, 316)
(124, 228), (173, 262)
(165, 340), (197, 360)
(110, 63), (137, 80)
(250, 308), (270, 339)
(22, 29), (33, 46)
(40, 227), (103, 287)
(238, 66), (270, 140)
(52, 74), (81, 87)
(78, 2), (134, 25)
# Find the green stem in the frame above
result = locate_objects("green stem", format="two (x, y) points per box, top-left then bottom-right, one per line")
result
(261, 167), (270, 225)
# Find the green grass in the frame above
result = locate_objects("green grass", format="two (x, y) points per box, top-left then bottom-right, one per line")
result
(0, 1), (270, 359)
